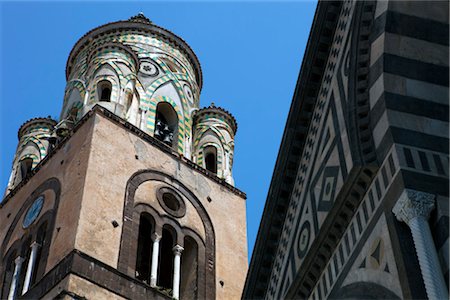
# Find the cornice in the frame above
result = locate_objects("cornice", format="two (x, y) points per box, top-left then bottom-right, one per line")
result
(194, 104), (238, 134)
(2, 106), (245, 207)
(17, 117), (57, 140)
(243, 1), (344, 298)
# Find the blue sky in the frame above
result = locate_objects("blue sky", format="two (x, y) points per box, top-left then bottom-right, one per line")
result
(0, 1), (316, 259)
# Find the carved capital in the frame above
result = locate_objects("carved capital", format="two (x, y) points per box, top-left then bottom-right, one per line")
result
(14, 256), (24, 265)
(173, 244), (184, 255)
(152, 232), (162, 242)
(392, 189), (435, 225)
(30, 241), (41, 250)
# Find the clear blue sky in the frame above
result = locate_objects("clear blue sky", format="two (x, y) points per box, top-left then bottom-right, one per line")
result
(0, 1), (316, 260)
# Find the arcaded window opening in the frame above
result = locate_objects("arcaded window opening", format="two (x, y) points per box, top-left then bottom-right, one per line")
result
(1, 251), (16, 299)
(98, 80), (112, 102)
(19, 158), (33, 181)
(135, 213), (154, 283)
(31, 222), (47, 286)
(204, 146), (217, 174)
(17, 237), (32, 293)
(180, 236), (199, 299)
(158, 227), (175, 290)
(155, 102), (178, 149)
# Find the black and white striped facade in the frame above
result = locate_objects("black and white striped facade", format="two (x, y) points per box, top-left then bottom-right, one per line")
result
(243, 1), (448, 299)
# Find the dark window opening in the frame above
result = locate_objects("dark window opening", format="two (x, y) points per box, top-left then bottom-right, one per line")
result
(162, 193), (180, 211)
(20, 158), (33, 181)
(98, 80), (112, 102)
(204, 146), (217, 174)
(180, 236), (198, 299)
(31, 222), (47, 285)
(17, 238), (32, 295)
(135, 214), (153, 284)
(1, 251), (16, 299)
(126, 93), (133, 110)
(158, 227), (174, 290)
(154, 102), (178, 149)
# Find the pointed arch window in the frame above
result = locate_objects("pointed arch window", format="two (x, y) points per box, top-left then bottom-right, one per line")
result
(154, 102), (178, 149)
(98, 80), (112, 102)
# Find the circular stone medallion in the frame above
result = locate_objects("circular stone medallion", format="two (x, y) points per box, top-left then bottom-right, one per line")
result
(297, 220), (311, 258)
(23, 195), (44, 228)
(140, 61), (159, 77)
(157, 187), (186, 218)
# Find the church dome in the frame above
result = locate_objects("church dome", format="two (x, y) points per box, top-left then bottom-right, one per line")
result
(65, 13), (202, 89)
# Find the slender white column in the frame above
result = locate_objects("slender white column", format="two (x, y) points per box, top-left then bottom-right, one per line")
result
(21, 242), (40, 295)
(393, 189), (449, 300)
(172, 245), (184, 300)
(8, 256), (24, 300)
(150, 233), (162, 287)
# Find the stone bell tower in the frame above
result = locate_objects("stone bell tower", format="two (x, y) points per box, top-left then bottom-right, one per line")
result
(0, 14), (247, 300)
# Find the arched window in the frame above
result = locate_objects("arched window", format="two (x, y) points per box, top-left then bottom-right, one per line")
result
(97, 80), (112, 102)
(31, 222), (47, 286)
(158, 227), (175, 290)
(154, 102), (178, 148)
(204, 146), (217, 174)
(1, 250), (16, 299)
(135, 213), (153, 283)
(16, 237), (32, 296)
(180, 236), (198, 299)
(19, 158), (33, 181)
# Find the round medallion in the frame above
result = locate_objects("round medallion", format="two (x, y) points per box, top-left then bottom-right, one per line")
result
(183, 84), (194, 104)
(157, 187), (186, 218)
(23, 195), (44, 228)
(140, 61), (159, 77)
(297, 220), (311, 258)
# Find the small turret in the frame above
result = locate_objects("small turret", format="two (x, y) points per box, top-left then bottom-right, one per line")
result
(5, 117), (56, 194)
(192, 103), (237, 185)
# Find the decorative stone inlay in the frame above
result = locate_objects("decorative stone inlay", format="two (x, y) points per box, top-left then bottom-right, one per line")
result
(140, 61), (159, 77)
(392, 189), (435, 224)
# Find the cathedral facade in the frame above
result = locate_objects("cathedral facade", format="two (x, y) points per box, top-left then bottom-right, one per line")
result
(0, 14), (247, 299)
(244, 1), (448, 299)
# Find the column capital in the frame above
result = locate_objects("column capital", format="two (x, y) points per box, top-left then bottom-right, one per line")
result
(152, 232), (162, 242)
(173, 245), (184, 255)
(392, 189), (435, 225)
(14, 256), (24, 265)
(30, 241), (41, 249)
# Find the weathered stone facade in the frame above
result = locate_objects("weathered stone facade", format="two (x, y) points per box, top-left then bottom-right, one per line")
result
(243, 1), (448, 299)
(1, 14), (247, 300)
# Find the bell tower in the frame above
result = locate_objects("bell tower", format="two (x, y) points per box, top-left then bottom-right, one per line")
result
(0, 14), (247, 300)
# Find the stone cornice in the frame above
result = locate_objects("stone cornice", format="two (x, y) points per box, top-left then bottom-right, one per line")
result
(1, 105), (245, 207)
(242, 1), (344, 298)
(17, 117), (57, 140)
(194, 104), (238, 134)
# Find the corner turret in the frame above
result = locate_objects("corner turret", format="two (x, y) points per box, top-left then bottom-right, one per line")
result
(193, 103), (237, 185)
